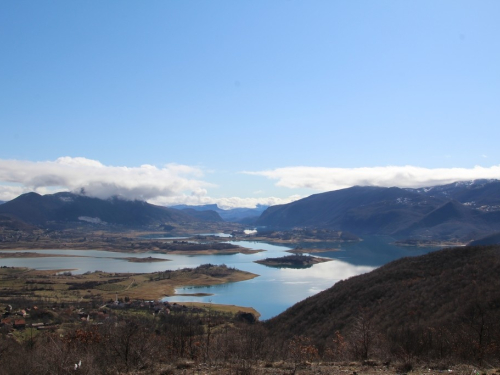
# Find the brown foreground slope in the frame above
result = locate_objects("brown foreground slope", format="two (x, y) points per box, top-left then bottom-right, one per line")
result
(266, 245), (500, 357)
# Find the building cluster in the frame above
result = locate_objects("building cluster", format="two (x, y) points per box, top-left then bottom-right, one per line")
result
(0, 299), (202, 335)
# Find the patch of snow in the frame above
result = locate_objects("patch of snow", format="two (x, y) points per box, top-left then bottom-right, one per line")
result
(78, 216), (107, 225)
(396, 197), (411, 204)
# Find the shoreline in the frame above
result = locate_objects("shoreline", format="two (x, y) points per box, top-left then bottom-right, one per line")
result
(394, 241), (467, 248)
(286, 248), (339, 254)
(0, 264), (260, 317)
(0, 244), (262, 256)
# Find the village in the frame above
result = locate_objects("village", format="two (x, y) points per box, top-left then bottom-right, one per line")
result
(0, 296), (254, 338)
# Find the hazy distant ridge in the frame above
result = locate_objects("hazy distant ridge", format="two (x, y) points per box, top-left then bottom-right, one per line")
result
(170, 204), (268, 223)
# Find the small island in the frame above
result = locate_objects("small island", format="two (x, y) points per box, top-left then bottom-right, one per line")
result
(286, 247), (339, 254)
(123, 256), (170, 263)
(254, 254), (332, 269)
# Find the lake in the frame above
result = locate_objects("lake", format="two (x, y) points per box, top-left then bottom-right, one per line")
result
(0, 235), (439, 320)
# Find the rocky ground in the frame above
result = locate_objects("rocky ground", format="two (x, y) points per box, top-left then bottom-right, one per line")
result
(146, 361), (499, 375)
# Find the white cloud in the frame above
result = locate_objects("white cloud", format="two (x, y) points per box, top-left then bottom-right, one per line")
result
(0, 157), (210, 202)
(0, 157), (302, 209)
(244, 165), (500, 191)
(151, 194), (301, 210)
(5, 157), (498, 209)
(0, 185), (29, 201)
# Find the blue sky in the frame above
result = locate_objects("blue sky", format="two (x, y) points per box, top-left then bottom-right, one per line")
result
(1, 1), (499, 207)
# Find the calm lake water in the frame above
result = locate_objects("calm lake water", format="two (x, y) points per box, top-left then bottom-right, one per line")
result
(0, 235), (439, 320)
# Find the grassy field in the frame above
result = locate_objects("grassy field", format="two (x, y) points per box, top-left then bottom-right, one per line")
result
(0, 264), (259, 315)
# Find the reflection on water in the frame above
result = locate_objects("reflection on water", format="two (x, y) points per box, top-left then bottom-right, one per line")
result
(0, 236), (439, 320)
(170, 259), (375, 319)
(197, 233), (233, 238)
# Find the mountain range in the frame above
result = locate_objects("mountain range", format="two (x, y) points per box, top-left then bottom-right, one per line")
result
(0, 192), (222, 229)
(1, 179), (500, 242)
(256, 179), (500, 243)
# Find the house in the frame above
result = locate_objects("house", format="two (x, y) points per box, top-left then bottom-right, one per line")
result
(13, 319), (26, 329)
(1, 318), (13, 327)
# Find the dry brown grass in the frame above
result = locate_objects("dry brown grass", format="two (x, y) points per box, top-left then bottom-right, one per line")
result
(0, 265), (258, 310)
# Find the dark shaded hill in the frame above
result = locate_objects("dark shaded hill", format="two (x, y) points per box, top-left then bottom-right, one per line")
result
(394, 200), (500, 241)
(0, 192), (203, 228)
(470, 231), (500, 246)
(256, 181), (500, 242)
(266, 245), (500, 350)
(0, 214), (38, 231)
(257, 186), (445, 233)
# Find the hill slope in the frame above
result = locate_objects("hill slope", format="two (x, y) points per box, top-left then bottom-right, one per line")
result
(0, 192), (200, 228)
(256, 181), (500, 242)
(257, 186), (441, 231)
(266, 245), (500, 352)
(469, 231), (500, 246)
(411, 179), (500, 208)
(0, 214), (38, 231)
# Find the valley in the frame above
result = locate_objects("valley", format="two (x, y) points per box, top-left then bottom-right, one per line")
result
(1, 180), (500, 373)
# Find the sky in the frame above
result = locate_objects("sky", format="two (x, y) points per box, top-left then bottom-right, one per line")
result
(1, 1), (500, 208)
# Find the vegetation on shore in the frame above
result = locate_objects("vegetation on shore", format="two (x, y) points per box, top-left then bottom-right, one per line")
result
(240, 228), (360, 243)
(122, 256), (170, 263)
(286, 247), (340, 254)
(394, 239), (466, 247)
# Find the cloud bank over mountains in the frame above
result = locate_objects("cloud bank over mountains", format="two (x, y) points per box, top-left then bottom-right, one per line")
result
(246, 165), (500, 191)
(0, 157), (208, 201)
(0, 157), (298, 209)
(151, 191), (302, 210)
(1, 157), (499, 208)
